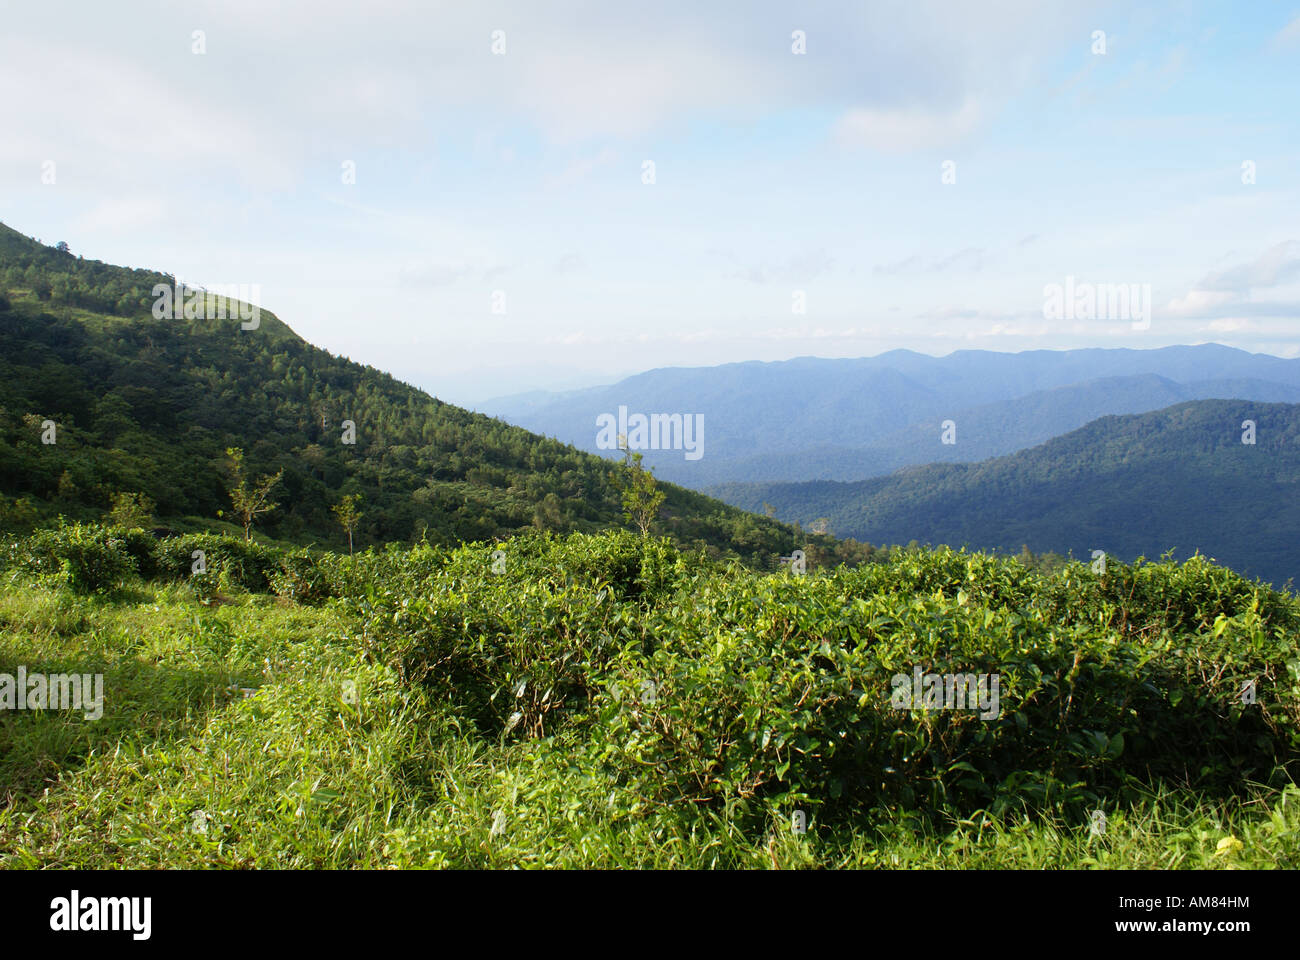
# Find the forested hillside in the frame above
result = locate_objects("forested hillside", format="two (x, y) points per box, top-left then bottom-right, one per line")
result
(711, 401), (1300, 588)
(0, 224), (804, 563)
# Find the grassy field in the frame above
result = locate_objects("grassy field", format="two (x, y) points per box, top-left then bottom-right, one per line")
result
(0, 527), (1297, 869)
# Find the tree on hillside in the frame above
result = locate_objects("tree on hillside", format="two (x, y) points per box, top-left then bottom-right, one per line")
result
(619, 451), (665, 537)
(332, 492), (363, 555)
(224, 446), (283, 543)
(532, 492), (564, 530)
(106, 491), (155, 529)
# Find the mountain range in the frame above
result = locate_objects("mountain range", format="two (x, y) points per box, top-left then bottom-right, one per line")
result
(480, 348), (1300, 486)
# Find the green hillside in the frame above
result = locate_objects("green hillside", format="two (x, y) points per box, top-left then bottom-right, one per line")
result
(0, 223), (806, 563)
(711, 401), (1300, 588)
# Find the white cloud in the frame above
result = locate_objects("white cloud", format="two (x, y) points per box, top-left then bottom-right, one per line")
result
(545, 148), (619, 191)
(1206, 318), (1250, 332)
(876, 248), (986, 275)
(552, 252), (585, 275)
(1166, 289), (1237, 317)
(0, 38), (296, 191)
(1165, 243), (1300, 323)
(71, 196), (169, 234)
(1197, 241), (1300, 292)
(1271, 14), (1300, 50)
(834, 96), (983, 152)
(732, 248), (834, 284)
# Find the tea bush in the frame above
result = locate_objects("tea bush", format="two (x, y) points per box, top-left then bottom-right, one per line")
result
(341, 537), (1300, 830)
(340, 532), (689, 736)
(107, 526), (163, 579)
(271, 548), (343, 605)
(19, 521), (138, 594)
(2, 529), (1297, 869)
(154, 534), (282, 592)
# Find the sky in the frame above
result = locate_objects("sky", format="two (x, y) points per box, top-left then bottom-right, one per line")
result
(2, 0), (1298, 407)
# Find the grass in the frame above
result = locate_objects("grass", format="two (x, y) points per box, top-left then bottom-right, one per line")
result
(1, 575), (1296, 869)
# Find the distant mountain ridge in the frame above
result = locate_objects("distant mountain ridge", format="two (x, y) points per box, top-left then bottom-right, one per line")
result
(709, 400), (1300, 588)
(480, 347), (1300, 486)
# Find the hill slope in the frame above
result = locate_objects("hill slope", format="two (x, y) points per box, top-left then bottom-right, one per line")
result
(0, 223), (795, 561)
(710, 400), (1300, 587)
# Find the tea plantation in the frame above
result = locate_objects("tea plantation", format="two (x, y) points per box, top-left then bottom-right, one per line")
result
(1, 524), (1297, 868)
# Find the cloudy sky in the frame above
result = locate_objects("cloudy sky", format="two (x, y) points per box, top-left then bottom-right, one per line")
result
(3, 1), (1298, 406)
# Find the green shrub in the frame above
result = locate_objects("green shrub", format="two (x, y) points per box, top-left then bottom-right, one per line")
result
(2, 528), (1298, 868)
(271, 548), (340, 605)
(187, 568), (222, 604)
(21, 521), (138, 594)
(592, 549), (1300, 826)
(341, 532), (703, 736)
(343, 535), (1300, 830)
(154, 534), (282, 592)
(109, 525), (163, 579)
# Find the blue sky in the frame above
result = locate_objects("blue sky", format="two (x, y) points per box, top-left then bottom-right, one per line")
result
(2, 0), (1298, 405)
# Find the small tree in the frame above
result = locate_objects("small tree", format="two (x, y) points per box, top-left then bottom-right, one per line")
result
(532, 492), (563, 530)
(106, 491), (155, 529)
(0, 494), (40, 534)
(224, 447), (283, 543)
(332, 492), (363, 555)
(619, 451), (665, 537)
